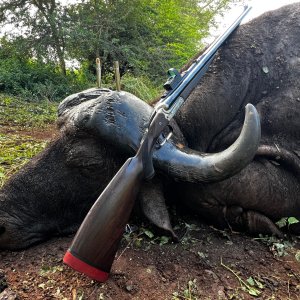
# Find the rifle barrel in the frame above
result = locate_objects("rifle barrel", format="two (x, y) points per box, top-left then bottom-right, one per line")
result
(161, 6), (251, 109)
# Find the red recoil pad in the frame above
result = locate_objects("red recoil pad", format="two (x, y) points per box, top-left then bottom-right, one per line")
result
(63, 250), (109, 282)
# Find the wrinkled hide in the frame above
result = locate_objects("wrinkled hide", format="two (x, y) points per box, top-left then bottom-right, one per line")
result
(1, 3), (300, 250)
(0, 128), (126, 249)
(0, 89), (259, 249)
(173, 3), (300, 235)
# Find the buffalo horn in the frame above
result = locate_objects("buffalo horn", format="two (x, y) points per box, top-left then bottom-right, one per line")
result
(60, 90), (261, 183)
(153, 104), (261, 182)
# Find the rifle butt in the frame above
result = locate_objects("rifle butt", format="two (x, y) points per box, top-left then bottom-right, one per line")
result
(64, 156), (144, 281)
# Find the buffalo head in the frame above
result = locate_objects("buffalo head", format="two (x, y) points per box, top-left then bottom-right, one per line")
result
(0, 88), (260, 250)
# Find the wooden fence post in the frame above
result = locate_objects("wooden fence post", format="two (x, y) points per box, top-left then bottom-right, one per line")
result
(114, 61), (121, 91)
(96, 58), (101, 88)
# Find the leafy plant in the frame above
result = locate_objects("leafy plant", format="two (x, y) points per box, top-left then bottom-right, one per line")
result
(221, 258), (263, 297)
(0, 50), (93, 102)
(122, 224), (172, 250)
(254, 235), (295, 257)
(179, 223), (202, 249)
(39, 265), (64, 277)
(276, 217), (299, 229)
(0, 0), (235, 100)
(172, 279), (198, 300)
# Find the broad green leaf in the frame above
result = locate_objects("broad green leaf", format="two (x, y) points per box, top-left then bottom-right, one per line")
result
(144, 229), (154, 239)
(246, 277), (255, 286)
(248, 287), (261, 297)
(159, 236), (170, 245)
(276, 217), (288, 228)
(287, 217), (299, 225)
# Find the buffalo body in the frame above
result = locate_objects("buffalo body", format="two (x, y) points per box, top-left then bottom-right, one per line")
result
(0, 4), (299, 249)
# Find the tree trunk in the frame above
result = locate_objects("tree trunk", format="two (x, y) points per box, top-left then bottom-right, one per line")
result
(33, 0), (67, 75)
(56, 43), (66, 75)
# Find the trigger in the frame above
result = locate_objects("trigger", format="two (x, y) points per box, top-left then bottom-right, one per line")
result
(155, 125), (173, 149)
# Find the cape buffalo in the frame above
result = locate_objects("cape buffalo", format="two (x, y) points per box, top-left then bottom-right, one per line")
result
(0, 3), (299, 250)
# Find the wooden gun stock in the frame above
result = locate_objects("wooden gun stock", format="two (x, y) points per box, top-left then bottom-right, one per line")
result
(64, 112), (168, 281)
(64, 156), (144, 281)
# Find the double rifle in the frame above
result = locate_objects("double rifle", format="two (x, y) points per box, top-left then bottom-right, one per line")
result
(63, 6), (252, 282)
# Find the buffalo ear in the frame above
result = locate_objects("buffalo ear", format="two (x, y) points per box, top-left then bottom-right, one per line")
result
(139, 180), (178, 241)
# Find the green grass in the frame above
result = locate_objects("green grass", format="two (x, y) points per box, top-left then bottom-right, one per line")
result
(0, 78), (159, 188)
(0, 94), (57, 128)
(0, 133), (47, 187)
(0, 93), (55, 187)
(121, 74), (162, 102)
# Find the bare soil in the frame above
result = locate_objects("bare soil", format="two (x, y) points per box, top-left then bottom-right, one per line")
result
(0, 222), (299, 300)
(0, 128), (300, 300)
(0, 125), (57, 141)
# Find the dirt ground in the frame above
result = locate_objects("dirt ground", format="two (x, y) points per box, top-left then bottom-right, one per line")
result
(0, 125), (58, 141)
(0, 127), (300, 300)
(0, 219), (299, 300)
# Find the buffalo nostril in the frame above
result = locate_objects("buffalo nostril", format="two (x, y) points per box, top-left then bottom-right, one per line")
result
(0, 226), (5, 235)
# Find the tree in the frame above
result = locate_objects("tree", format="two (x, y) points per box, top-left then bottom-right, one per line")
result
(0, 0), (69, 75)
(66, 0), (148, 75)
(67, 0), (233, 81)
(0, 0), (236, 81)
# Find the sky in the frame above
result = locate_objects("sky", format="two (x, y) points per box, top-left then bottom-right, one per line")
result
(242, 0), (300, 21)
(209, 0), (300, 38)
(220, 0), (300, 26)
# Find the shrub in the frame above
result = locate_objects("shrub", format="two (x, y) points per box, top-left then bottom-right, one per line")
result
(0, 57), (94, 102)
